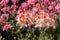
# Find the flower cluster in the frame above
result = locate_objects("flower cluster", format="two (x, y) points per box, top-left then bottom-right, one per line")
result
(17, 0), (59, 29)
(0, 0), (60, 31)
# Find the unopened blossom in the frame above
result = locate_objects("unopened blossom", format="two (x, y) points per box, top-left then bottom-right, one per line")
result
(27, 0), (36, 5)
(1, 14), (9, 18)
(10, 5), (18, 15)
(4, 0), (9, 4)
(56, 9), (60, 14)
(37, 0), (41, 3)
(49, 12), (56, 19)
(0, 0), (4, 7)
(32, 7), (38, 13)
(2, 24), (12, 31)
(50, 18), (56, 29)
(39, 10), (46, 15)
(21, 2), (28, 9)
(48, 5), (54, 11)
(10, 10), (17, 16)
(1, 0), (9, 5)
(1, 6), (10, 13)
(43, 0), (50, 6)
(55, 3), (60, 10)
(55, 3), (60, 14)
(0, 16), (4, 24)
(11, 0), (19, 4)
(17, 9), (22, 14)
(11, 5), (18, 9)
(35, 3), (41, 9)
(50, 1), (56, 7)
(1, 7), (7, 13)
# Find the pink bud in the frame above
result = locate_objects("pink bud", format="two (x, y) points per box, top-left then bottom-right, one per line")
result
(11, 5), (18, 9)
(44, 0), (50, 3)
(1, 6), (10, 13)
(2, 0), (9, 5)
(1, 14), (9, 18)
(55, 3), (60, 14)
(17, 9), (22, 14)
(1, 7), (7, 13)
(56, 9), (60, 14)
(35, 3), (41, 8)
(11, 0), (19, 4)
(32, 7), (38, 13)
(21, 2), (28, 9)
(4, 0), (9, 4)
(0, 1), (4, 6)
(2, 24), (12, 31)
(27, 0), (36, 5)
(50, 1), (56, 7)
(55, 3), (60, 10)
(43, 0), (50, 6)
(48, 5), (53, 11)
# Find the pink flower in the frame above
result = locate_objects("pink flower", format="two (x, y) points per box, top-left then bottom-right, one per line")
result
(17, 7), (23, 14)
(17, 9), (22, 14)
(27, 0), (36, 5)
(37, 0), (41, 2)
(49, 18), (56, 29)
(7, 6), (10, 11)
(48, 5), (53, 11)
(44, 0), (50, 3)
(35, 3), (41, 9)
(55, 3), (60, 14)
(55, 3), (60, 10)
(0, 0), (4, 6)
(43, 0), (50, 6)
(1, 14), (9, 18)
(21, 2), (28, 9)
(4, 0), (9, 4)
(3, 21), (9, 24)
(50, 1), (56, 7)
(1, 6), (10, 13)
(32, 7), (38, 13)
(2, 24), (12, 31)
(1, 7), (7, 13)
(11, 0), (19, 4)
(10, 10), (17, 16)
(11, 5), (18, 9)
(1, 0), (9, 5)
(56, 9), (60, 14)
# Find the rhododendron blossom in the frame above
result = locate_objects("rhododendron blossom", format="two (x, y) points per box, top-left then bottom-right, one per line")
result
(0, 0), (60, 40)
(0, 0), (59, 31)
